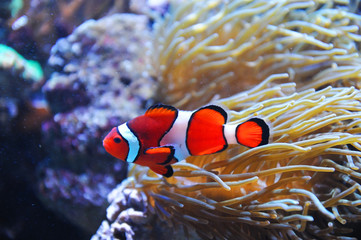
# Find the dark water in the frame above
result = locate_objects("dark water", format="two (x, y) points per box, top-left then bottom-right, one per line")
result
(0, 130), (89, 239)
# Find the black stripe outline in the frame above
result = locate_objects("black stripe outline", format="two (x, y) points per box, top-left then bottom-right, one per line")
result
(163, 165), (174, 178)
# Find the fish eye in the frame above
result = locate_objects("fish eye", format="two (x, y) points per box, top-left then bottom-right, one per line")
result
(113, 137), (121, 143)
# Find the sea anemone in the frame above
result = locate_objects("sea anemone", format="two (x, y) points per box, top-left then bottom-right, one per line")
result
(123, 73), (361, 239)
(93, 0), (361, 239)
(153, 0), (361, 110)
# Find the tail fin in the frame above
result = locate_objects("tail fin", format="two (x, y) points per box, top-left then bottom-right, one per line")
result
(236, 118), (269, 148)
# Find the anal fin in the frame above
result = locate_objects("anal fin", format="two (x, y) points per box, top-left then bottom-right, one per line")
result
(150, 165), (174, 178)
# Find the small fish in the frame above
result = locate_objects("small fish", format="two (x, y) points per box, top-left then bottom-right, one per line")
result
(103, 104), (270, 177)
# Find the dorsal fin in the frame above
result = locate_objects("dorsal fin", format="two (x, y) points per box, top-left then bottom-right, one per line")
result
(145, 104), (178, 117)
(127, 104), (178, 148)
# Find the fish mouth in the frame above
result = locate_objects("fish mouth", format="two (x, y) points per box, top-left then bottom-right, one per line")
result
(103, 139), (111, 153)
(103, 138), (122, 160)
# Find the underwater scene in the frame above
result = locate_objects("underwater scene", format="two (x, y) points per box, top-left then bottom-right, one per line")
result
(3, 0), (361, 239)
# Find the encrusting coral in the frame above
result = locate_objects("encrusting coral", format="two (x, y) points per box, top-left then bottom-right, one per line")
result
(114, 73), (361, 239)
(6, 0), (128, 59)
(0, 43), (43, 83)
(92, 181), (195, 240)
(39, 14), (155, 233)
(153, 0), (361, 110)
(0, 44), (44, 134)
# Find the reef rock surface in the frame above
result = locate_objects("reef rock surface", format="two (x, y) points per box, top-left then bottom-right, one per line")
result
(39, 13), (156, 233)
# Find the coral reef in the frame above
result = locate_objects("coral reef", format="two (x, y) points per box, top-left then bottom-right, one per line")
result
(153, 0), (361, 110)
(6, 0), (129, 59)
(42, 13), (155, 170)
(0, 44), (43, 81)
(111, 74), (361, 239)
(38, 167), (119, 232)
(130, 0), (170, 16)
(3, 0), (361, 239)
(38, 13), (156, 233)
(91, 179), (195, 240)
(0, 0), (22, 19)
(0, 43), (78, 239)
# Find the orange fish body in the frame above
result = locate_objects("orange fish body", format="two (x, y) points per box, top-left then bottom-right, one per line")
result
(103, 104), (270, 177)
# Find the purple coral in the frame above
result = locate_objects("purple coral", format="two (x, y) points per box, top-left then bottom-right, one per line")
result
(38, 13), (156, 234)
(38, 167), (120, 232)
(7, 0), (130, 58)
(41, 14), (156, 169)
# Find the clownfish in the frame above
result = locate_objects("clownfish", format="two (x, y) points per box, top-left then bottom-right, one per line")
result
(103, 104), (270, 177)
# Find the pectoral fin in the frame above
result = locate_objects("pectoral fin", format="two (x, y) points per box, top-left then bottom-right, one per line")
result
(145, 146), (176, 177)
(149, 165), (174, 178)
(144, 146), (175, 165)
